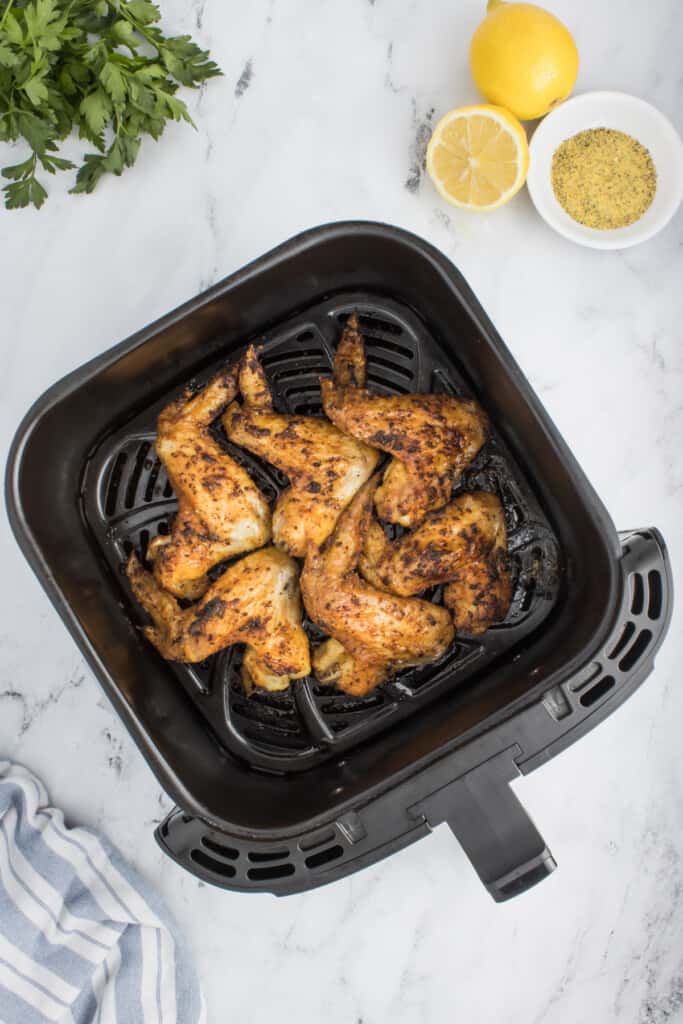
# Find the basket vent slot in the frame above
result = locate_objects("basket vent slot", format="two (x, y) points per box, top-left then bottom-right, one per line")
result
(618, 630), (653, 673)
(647, 571), (662, 621)
(247, 863), (296, 881)
(305, 844), (344, 870)
(366, 372), (411, 395)
(105, 452), (127, 516)
(277, 366), (328, 382)
(190, 849), (236, 878)
(261, 348), (322, 369)
(201, 837), (239, 860)
(283, 384), (323, 399)
(248, 849), (289, 863)
(608, 622), (636, 661)
(579, 676), (615, 708)
(365, 352), (413, 379)
(144, 458), (162, 502)
(360, 315), (404, 336)
(630, 573), (644, 615)
(125, 441), (151, 509)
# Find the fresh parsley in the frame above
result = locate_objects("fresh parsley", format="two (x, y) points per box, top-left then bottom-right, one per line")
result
(0, 0), (221, 209)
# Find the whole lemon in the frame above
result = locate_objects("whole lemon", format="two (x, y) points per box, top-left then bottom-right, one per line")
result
(469, 0), (578, 121)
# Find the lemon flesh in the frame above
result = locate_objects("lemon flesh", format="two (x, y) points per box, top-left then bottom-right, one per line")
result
(426, 105), (529, 211)
(469, 1), (579, 121)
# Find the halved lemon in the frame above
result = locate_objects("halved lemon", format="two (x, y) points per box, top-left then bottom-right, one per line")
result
(426, 104), (529, 211)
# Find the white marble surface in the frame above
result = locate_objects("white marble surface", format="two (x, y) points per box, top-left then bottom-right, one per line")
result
(1, 1), (683, 1021)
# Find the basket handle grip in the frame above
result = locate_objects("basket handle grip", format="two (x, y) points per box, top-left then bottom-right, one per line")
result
(414, 747), (556, 901)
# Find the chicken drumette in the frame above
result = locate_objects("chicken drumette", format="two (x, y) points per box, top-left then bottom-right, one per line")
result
(146, 367), (271, 600)
(126, 547), (310, 692)
(359, 490), (513, 635)
(300, 477), (454, 696)
(222, 345), (379, 557)
(321, 314), (489, 527)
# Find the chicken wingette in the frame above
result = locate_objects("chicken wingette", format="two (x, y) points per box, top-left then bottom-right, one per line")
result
(300, 477), (454, 696)
(126, 547), (310, 693)
(359, 491), (513, 635)
(146, 366), (271, 600)
(222, 345), (379, 557)
(321, 314), (488, 527)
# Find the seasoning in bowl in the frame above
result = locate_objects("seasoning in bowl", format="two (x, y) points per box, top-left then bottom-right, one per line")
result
(551, 127), (657, 229)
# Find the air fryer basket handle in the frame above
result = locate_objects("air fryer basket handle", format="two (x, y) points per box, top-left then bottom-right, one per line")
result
(414, 747), (556, 901)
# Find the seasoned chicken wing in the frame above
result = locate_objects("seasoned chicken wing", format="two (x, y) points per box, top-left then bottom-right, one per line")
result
(126, 547), (310, 692)
(300, 477), (454, 696)
(146, 367), (271, 600)
(321, 314), (489, 527)
(222, 345), (379, 557)
(359, 491), (513, 635)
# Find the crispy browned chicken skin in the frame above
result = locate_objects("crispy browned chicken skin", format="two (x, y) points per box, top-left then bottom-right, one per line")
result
(146, 367), (271, 600)
(126, 547), (310, 692)
(222, 345), (379, 557)
(321, 314), (489, 527)
(360, 491), (513, 635)
(300, 477), (454, 696)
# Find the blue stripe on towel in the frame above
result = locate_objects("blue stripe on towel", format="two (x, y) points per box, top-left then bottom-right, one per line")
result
(0, 760), (205, 1023)
(1, 775), (126, 935)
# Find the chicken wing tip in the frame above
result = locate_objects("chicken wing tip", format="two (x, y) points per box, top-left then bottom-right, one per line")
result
(333, 313), (366, 389)
(237, 343), (273, 409)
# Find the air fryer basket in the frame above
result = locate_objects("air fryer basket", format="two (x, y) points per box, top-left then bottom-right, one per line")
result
(6, 222), (672, 900)
(82, 292), (562, 774)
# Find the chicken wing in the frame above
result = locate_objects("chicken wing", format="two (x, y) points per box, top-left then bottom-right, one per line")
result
(126, 547), (310, 692)
(359, 491), (512, 635)
(222, 345), (379, 557)
(146, 367), (271, 600)
(300, 477), (454, 696)
(320, 314), (489, 527)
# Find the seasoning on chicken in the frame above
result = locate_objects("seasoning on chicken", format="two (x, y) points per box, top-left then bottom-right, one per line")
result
(359, 490), (512, 635)
(321, 314), (489, 527)
(300, 476), (454, 696)
(222, 345), (379, 557)
(126, 547), (310, 693)
(146, 366), (271, 600)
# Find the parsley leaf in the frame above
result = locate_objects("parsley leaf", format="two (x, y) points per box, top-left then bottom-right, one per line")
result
(80, 88), (111, 135)
(0, 0), (222, 209)
(99, 62), (127, 106)
(0, 42), (18, 66)
(125, 1), (160, 26)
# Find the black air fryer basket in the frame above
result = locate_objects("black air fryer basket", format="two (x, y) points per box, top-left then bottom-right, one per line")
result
(7, 222), (672, 901)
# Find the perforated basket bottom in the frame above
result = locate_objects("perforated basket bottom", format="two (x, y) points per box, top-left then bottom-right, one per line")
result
(82, 293), (561, 772)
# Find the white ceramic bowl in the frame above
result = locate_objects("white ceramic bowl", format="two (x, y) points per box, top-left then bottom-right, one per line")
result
(527, 91), (683, 249)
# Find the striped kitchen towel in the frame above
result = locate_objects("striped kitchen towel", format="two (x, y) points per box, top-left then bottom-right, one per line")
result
(0, 760), (205, 1024)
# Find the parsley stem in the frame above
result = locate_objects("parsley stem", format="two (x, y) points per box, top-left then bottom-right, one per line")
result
(119, 5), (160, 56)
(0, 1), (14, 31)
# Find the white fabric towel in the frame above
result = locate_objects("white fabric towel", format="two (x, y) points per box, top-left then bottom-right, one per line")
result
(0, 760), (205, 1024)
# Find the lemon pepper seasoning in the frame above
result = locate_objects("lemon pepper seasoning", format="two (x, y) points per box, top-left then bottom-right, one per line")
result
(551, 128), (657, 229)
